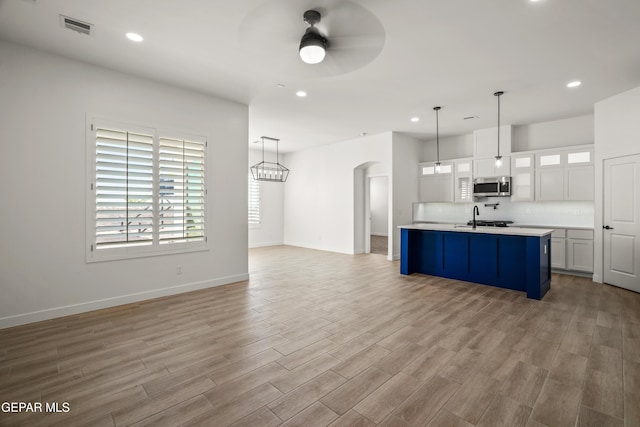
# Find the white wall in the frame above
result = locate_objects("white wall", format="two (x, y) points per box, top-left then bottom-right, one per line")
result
(422, 134), (473, 161)
(248, 148), (284, 248)
(369, 177), (389, 236)
(422, 115), (594, 161)
(512, 115), (594, 152)
(392, 132), (421, 259)
(283, 132), (392, 254)
(0, 41), (248, 328)
(593, 85), (640, 283)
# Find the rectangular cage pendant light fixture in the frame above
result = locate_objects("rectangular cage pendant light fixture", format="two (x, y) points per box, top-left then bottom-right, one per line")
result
(250, 136), (290, 182)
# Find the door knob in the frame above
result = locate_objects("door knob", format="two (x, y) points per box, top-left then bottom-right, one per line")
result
(603, 225), (614, 230)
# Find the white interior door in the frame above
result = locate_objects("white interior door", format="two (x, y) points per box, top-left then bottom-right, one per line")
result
(604, 154), (640, 292)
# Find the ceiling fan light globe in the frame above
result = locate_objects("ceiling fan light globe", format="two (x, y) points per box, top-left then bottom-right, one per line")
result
(300, 45), (326, 64)
(299, 29), (327, 64)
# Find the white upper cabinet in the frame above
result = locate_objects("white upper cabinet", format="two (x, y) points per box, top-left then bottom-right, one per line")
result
(473, 125), (512, 158)
(454, 158), (473, 203)
(534, 146), (594, 201)
(419, 161), (454, 202)
(565, 166), (594, 200)
(536, 151), (564, 168)
(474, 156), (511, 178)
(536, 168), (565, 200)
(566, 147), (594, 166)
(419, 161), (452, 177)
(565, 147), (594, 200)
(511, 153), (534, 202)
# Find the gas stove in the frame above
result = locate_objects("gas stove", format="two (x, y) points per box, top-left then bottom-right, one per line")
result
(466, 220), (514, 227)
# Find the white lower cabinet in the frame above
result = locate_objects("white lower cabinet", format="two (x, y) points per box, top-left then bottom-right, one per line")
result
(551, 237), (566, 269)
(550, 228), (593, 273)
(566, 229), (594, 272)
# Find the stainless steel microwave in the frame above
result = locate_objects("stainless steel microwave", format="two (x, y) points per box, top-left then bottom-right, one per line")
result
(473, 177), (511, 197)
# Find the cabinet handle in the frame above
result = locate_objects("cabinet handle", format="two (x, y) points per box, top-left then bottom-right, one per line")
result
(603, 225), (614, 230)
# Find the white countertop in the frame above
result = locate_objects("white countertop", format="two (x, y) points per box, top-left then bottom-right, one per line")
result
(399, 223), (553, 237)
(513, 224), (594, 230)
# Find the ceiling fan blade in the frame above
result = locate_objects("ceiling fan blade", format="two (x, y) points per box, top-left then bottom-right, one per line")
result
(238, 0), (386, 78)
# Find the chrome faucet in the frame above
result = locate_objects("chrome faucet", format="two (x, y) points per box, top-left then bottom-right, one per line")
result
(472, 205), (480, 229)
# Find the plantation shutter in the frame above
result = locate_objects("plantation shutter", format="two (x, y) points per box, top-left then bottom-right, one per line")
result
(95, 127), (154, 249)
(158, 137), (206, 244)
(248, 173), (261, 224)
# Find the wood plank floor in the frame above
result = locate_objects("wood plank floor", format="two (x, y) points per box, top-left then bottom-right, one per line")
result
(1, 245), (640, 426)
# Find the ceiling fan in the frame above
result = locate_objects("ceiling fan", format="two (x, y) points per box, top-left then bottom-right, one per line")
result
(238, 0), (386, 77)
(299, 10), (327, 64)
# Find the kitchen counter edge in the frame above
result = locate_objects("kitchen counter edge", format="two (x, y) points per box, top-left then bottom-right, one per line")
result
(399, 223), (553, 237)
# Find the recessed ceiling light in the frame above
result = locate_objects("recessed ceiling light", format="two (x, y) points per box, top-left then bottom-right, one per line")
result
(567, 80), (582, 88)
(126, 32), (144, 42)
(411, 117), (420, 123)
(296, 90), (307, 97)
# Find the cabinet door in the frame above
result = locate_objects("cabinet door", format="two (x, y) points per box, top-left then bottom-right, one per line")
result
(474, 157), (511, 178)
(536, 151), (564, 168)
(419, 176), (454, 202)
(551, 237), (566, 269)
(566, 148), (594, 166)
(473, 126), (512, 158)
(536, 168), (565, 200)
(565, 165), (594, 200)
(510, 150), (532, 202)
(567, 238), (594, 272)
(474, 158), (495, 178)
(455, 159), (473, 176)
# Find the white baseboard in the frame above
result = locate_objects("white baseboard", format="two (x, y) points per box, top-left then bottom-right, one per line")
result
(249, 241), (284, 248)
(0, 273), (249, 330)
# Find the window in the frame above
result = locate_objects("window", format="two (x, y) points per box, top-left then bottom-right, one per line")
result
(88, 118), (207, 261)
(248, 172), (260, 225)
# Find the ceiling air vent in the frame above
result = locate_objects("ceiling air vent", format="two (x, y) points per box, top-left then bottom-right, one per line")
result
(60, 15), (94, 36)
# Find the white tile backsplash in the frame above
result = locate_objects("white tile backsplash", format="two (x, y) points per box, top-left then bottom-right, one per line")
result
(413, 198), (594, 228)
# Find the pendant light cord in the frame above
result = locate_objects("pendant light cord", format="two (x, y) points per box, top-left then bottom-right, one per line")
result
(494, 91), (503, 159)
(434, 106), (441, 165)
(436, 108), (440, 163)
(497, 94), (500, 158)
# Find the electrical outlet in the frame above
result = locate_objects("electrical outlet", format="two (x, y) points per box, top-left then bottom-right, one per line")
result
(176, 266), (183, 275)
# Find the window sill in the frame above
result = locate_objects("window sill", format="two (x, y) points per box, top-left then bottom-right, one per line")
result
(86, 243), (209, 263)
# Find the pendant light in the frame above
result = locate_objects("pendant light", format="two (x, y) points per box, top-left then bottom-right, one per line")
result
(494, 91), (504, 168)
(250, 136), (290, 182)
(434, 106), (442, 173)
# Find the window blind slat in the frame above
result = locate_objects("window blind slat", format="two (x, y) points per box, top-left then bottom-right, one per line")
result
(158, 137), (206, 244)
(95, 127), (154, 250)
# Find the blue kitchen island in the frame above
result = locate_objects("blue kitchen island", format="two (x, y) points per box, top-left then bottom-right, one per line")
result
(399, 224), (553, 300)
